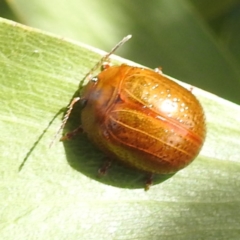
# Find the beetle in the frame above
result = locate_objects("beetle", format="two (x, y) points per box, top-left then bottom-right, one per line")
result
(53, 35), (206, 190)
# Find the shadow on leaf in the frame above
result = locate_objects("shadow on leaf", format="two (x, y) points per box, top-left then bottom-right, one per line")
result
(62, 90), (175, 189)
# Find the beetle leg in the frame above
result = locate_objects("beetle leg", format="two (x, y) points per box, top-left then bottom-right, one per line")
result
(101, 60), (112, 71)
(98, 160), (112, 177)
(145, 173), (154, 191)
(154, 67), (163, 74)
(60, 126), (83, 141)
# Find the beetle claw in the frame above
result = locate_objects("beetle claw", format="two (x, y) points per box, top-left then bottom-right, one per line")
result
(101, 61), (112, 71)
(154, 67), (163, 74)
(60, 126), (83, 141)
(98, 160), (112, 177)
(145, 173), (154, 191)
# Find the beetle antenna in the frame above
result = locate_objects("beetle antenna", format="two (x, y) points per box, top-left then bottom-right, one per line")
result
(83, 34), (132, 82)
(49, 35), (132, 148)
(49, 97), (80, 148)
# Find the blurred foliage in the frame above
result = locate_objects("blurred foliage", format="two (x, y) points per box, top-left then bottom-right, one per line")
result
(190, 0), (240, 64)
(0, 0), (19, 21)
(2, 0), (240, 103)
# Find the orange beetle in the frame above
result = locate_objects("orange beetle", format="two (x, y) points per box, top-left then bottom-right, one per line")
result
(55, 35), (206, 189)
(81, 64), (206, 174)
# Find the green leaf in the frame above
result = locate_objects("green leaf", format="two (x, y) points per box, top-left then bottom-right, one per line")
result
(1, 17), (240, 240)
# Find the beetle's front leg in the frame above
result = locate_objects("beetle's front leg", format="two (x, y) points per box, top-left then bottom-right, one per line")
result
(145, 173), (154, 191)
(98, 159), (112, 177)
(60, 126), (83, 141)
